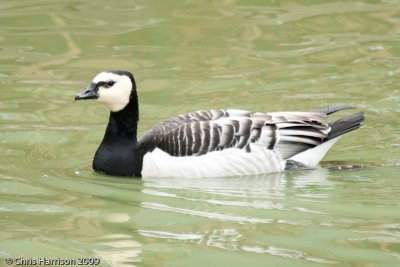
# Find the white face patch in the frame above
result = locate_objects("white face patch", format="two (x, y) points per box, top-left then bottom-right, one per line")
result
(93, 72), (133, 112)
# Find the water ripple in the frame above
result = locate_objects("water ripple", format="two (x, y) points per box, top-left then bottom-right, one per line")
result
(242, 245), (339, 265)
(138, 230), (203, 241)
(141, 202), (273, 224)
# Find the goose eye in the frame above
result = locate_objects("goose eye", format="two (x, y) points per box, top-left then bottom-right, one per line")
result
(105, 80), (115, 88)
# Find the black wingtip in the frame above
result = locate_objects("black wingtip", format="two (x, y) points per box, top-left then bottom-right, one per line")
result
(317, 104), (355, 115)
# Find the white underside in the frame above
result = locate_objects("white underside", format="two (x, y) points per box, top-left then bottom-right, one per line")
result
(142, 137), (341, 178)
(287, 137), (341, 167)
(142, 144), (284, 178)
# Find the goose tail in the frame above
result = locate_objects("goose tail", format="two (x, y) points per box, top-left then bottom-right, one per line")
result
(285, 111), (365, 169)
(327, 112), (365, 140)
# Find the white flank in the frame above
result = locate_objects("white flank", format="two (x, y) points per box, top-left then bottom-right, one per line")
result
(93, 72), (132, 112)
(287, 137), (341, 167)
(142, 145), (284, 178)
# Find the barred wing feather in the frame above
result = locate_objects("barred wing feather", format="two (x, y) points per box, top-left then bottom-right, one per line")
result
(139, 109), (331, 160)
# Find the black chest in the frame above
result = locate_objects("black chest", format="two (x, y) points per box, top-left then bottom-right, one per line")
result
(93, 141), (143, 177)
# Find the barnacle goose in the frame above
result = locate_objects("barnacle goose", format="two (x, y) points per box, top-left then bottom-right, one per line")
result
(75, 70), (364, 178)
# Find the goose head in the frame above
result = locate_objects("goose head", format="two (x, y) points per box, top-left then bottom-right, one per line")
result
(75, 70), (137, 112)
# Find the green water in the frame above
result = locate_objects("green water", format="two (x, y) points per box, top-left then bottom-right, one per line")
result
(1, 0), (399, 266)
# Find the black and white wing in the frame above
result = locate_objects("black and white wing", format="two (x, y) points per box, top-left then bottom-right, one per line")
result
(138, 108), (333, 160)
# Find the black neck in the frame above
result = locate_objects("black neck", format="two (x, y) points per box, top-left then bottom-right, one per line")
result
(102, 93), (139, 143)
(92, 73), (145, 177)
